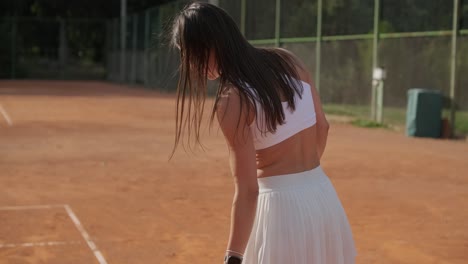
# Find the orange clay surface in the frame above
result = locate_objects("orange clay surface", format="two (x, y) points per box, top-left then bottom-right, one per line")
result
(0, 81), (467, 264)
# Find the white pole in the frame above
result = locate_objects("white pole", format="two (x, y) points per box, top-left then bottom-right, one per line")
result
(376, 81), (384, 123)
(449, 0), (460, 137)
(373, 67), (386, 124)
(315, 0), (322, 92)
(371, 0), (380, 121)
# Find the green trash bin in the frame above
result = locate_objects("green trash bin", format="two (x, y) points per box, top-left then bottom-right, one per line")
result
(406, 89), (443, 138)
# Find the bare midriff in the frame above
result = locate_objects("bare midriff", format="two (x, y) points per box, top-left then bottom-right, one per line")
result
(255, 125), (320, 178)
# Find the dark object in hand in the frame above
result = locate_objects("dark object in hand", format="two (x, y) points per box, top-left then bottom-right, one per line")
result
(224, 255), (242, 264)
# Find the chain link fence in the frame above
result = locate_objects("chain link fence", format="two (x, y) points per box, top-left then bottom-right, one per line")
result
(0, 17), (107, 79)
(1, 0), (467, 129)
(106, 0), (467, 108)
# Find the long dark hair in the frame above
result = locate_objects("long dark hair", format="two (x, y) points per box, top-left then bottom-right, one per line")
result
(170, 1), (303, 156)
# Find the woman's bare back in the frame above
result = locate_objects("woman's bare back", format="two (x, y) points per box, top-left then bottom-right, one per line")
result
(256, 125), (320, 178)
(255, 55), (323, 178)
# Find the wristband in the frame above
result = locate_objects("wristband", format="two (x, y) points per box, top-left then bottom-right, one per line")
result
(226, 249), (244, 257)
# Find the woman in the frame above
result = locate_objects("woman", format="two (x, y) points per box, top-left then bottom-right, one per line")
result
(170, 2), (357, 264)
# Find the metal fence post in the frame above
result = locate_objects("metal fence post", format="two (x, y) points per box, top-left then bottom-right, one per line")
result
(275, 0), (281, 47)
(315, 0), (322, 92)
(158, 8), (163, 87)
(240, 0), (246, 35)
(131, 14), (138, 84)
(11, 17), (17, 79)
(371, 0), (381, 121)
(112, 19), (119, 81)
(120, 0), (127, 83)
(105, 20), (112, 80)
(59, 18), (67, 79)
(449, 0), (460, 137)
(143, 10), (151, 87)
(376, 78), (384, 123)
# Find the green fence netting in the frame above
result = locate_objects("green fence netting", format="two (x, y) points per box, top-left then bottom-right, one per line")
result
(2, 0), (467, 115)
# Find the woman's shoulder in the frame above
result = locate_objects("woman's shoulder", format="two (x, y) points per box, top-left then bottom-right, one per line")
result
(217, 84), (256, 123)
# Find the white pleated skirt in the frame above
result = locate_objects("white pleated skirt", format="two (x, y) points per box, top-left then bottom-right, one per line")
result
(243, 165), (357, 264)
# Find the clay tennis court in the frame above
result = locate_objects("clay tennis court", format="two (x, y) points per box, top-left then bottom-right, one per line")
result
(0, 81), (467, 264)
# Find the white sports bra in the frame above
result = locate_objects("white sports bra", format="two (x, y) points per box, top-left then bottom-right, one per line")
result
(248, 78), (317, 150)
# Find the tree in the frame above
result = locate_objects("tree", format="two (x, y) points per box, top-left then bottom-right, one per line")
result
(0, 0), (175, 18)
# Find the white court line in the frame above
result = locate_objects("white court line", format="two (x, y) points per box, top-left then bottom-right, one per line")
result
(64, 204), (109, 264)
(0, 204), (65, 210)
(0, 240), (82, 248)
(0, 204), (109, 264)
(0, 103), (13, 126)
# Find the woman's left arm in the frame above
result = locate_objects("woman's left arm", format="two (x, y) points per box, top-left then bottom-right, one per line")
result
(216, 88), (258, 258)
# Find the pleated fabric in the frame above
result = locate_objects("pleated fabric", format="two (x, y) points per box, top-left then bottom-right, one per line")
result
(243, 165), (357, 264)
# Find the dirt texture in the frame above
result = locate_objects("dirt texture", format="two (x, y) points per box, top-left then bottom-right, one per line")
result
(0, 81), (467, 264)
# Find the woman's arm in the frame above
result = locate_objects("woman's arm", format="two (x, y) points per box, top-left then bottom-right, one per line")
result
(216, 87), (258, 257)
(308, 80), (330, 159)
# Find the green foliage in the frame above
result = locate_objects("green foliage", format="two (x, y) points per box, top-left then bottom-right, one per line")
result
(351, 119), (389, 128)
(464, 2), (468, 29)
(444, 110), (468, 135)
(280, 0), (317, 38)
(0, 19), (12, 78)
(379, 20), (395, 33)
(245, 0), (276, 39)
(322, 0), (374, 35)
(455, 113), (468, 135)
(324, 104), (468, 135)
(225, 0), (465, 38)
(380, 0), (453, 32)
(323, 104), (369, 117)
(30, 2), (43, 16)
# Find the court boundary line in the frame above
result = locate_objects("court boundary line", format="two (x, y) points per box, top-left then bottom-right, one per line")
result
(0, 204), (64, 210)
(0, 204), (109, 264)
(64, 204), (109, 264)
(0, 103), (13, 126)
(0, 240), (83, 248)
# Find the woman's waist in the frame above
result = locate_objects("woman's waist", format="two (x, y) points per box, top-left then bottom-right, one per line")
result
(256, 157), (320, 177)
(257, 165), (327, 193)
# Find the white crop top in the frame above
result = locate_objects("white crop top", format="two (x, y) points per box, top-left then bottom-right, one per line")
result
(249, 78), (317, 150)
